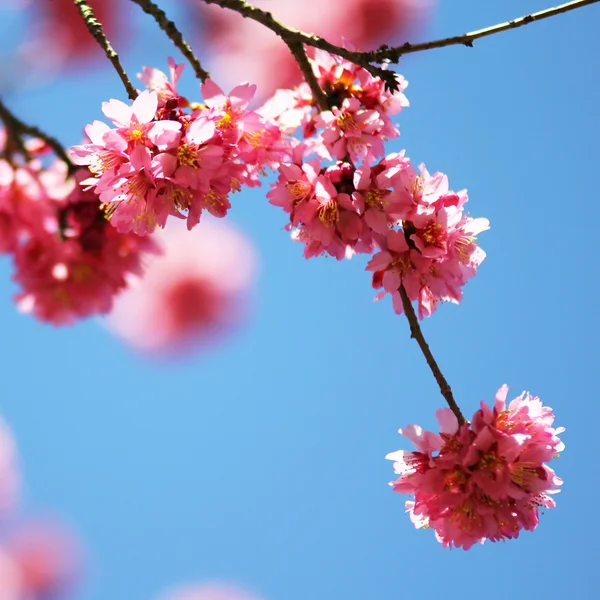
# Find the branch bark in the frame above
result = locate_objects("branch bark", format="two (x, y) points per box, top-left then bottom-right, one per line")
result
(201, 0), (599, 91)
(398, 286), (466, 425)
(73, 0), (138, 100)
(0, 99), (75, 175)
(130, 0), (210, 82)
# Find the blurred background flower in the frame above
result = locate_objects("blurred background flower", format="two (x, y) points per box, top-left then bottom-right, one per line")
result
(104, 217), (258, 357)
(157, 583), (263, 600)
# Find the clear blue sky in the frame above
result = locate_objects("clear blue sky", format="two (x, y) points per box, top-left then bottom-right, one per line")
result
(0, 1), (598, 599)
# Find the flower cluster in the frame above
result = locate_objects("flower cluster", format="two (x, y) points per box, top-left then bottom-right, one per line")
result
(71, 59), (287, 235)
(0, 132), (157, 325)
(65, 52), (488, 321)
(386, 385), (564, 549)
(265, 50), (488, 317)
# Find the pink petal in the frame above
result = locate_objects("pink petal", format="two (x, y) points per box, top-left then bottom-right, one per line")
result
(131, 90), (159, 124)
(102, 99), (132, 127)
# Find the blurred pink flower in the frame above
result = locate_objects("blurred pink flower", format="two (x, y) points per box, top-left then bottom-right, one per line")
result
(105, 218), (258, 356)
(0, 0), (127, 92)
(7, 519), (81, 598)
(0, 418), (18, 517)
(158, 583), (263, 600)
(0, 547), (23, 600)
(192, 0), (435, 99)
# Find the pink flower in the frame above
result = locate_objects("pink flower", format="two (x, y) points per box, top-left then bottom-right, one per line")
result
(263, 49), (408, 164)
(157, 583), (262, 600)
(0, 417), (18, 517)
(104, 217), (257, 357)
(13, 166), (159, 326)
(366, 162), (488, 318)
(386, 386), (564, 549)
(72, 65), (287, 234)
(6, 519), (81, 599)
(138, 57), (187, 109)
(0, 548), (23, 600)
(101, 89), (181, 150)
(0, 135), (61, 254)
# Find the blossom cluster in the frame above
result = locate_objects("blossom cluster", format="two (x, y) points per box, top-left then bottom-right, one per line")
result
(386, 385), (564, 549)
(0, 131), (157, 325)
(71, 59), (286, 235)
(264, 50), (488, 317)
(62, 52), (489, 324)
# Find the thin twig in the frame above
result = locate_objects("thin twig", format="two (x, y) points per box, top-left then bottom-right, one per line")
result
(201, 0), (399, 90)
(398, 286), (466, 426)
(0, 98), (76, 175)
(201, 0), (599, 90)
(286, 41), (330, 111)
(130, 0), (210, 82)
(371, 0), (600, 62)
(73, 0), (138, 100)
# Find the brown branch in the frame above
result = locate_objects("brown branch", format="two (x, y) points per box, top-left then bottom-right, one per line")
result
(285, 41), (330, 111)
(201, 0), (599, 90)
(73, 0), (138, 100)
(371, 0), (600, 62)
(0, 98), (76, 175)
(130, 0), (210, 82)
(398, 286), (466, 426)
(200, 0), (399, 90)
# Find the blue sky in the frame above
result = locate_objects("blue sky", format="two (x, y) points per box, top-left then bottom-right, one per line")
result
(0, 1), (598, 599)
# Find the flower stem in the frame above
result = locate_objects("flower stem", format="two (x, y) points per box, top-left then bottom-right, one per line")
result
(398, 285), (466, 425)
(73, 0), (138, 100)
(0, 98), (75, 175)
(130, 0), (210, 82)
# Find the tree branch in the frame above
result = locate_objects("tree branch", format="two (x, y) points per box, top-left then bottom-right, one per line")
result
(0, 98), (76, 175)
(73, 0), (138, 100)
(285, 41), (330, 111)
(130, 0), (210, 82)
(200, 0), (398, 90)
(370, 0), (600, 62)
(398, 286), (466, 426)
(200, 0), (599, 91)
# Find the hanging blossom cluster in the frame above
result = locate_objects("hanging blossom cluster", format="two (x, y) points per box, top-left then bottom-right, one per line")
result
(0, 131), (158, 325)
(264, 50), (489, 318)
(386, 385), (564, 549)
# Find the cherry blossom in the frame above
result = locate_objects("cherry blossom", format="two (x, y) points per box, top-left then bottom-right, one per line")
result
(386, 386), (564, 549)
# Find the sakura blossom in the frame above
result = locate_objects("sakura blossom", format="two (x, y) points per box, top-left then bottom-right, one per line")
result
(386, 385), (564, 549)
(12, 165), (159, 326)
(70, 60), (287, 235)
(0, 417), (18, 517)
(261, 49), (409, 163)
(366, 162), (489, 319)
(0, 548), (23, 600)
(104, 217), (257, 356)
(5, 519), (81, 599)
